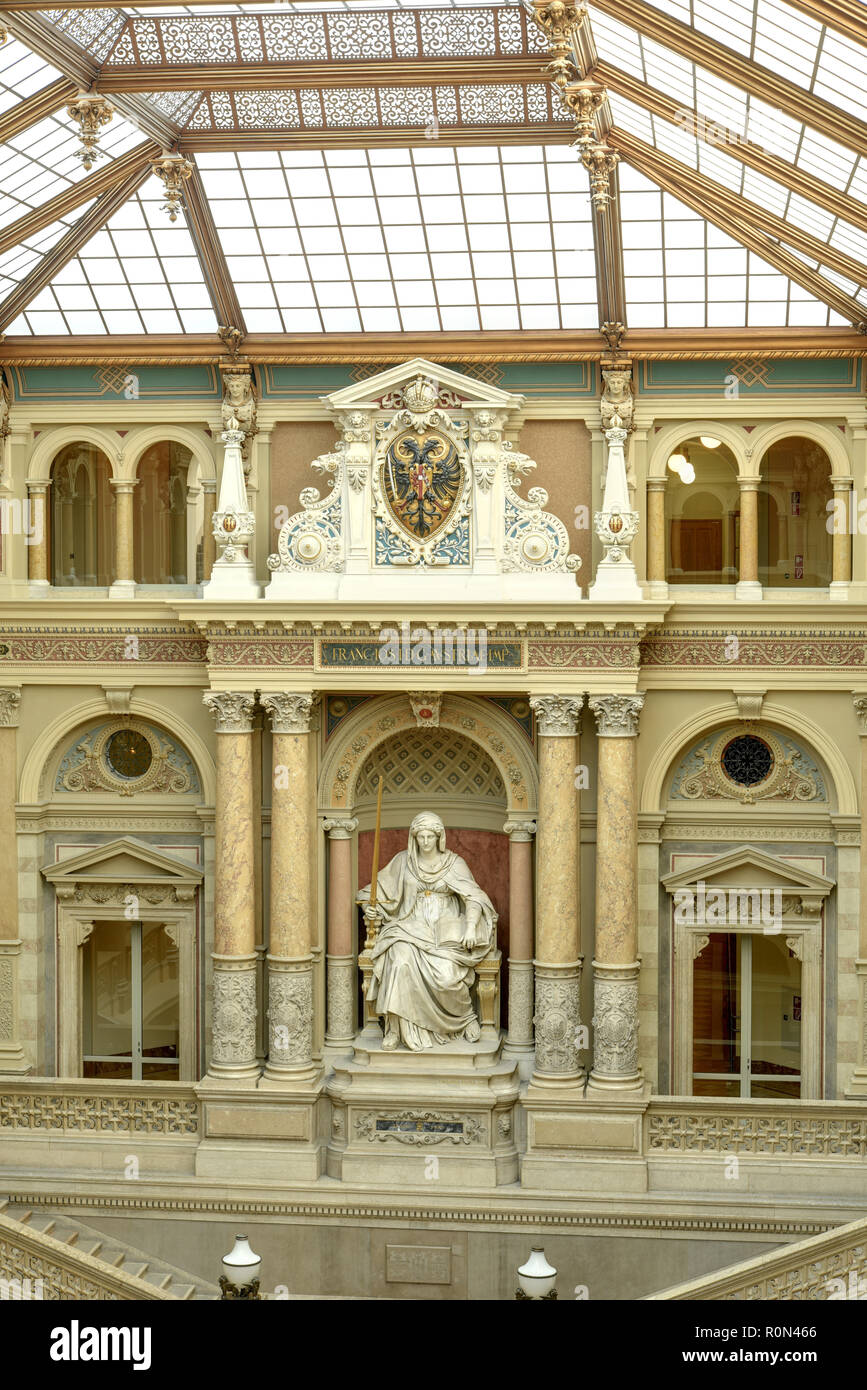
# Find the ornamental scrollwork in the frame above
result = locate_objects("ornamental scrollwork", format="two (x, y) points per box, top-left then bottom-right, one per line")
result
(670, 728), (826, 806)
(55, 721), (200, 797)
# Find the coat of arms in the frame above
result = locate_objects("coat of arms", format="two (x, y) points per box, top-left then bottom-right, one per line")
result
(381, 429), (463, 542)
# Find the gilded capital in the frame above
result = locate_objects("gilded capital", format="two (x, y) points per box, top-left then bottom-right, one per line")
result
(0, 689), (21, 728)
(530, 694), (583, 737)
(589, 693), (644, 738)
(261, 692), (315, 734)
(203, 690), (256, 734)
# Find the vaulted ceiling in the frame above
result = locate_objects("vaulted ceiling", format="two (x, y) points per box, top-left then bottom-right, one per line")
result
(0, 0), (865, 358)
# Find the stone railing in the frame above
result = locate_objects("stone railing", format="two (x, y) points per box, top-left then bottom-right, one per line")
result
(0, 1079), (200, 1137)
(645, 1213), (867, 1300)
(0, 1209), (176, 1300)
(645, 1097), (867, 1158)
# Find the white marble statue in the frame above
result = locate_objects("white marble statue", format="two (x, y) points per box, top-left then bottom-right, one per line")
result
(358, 812), (496, 1051)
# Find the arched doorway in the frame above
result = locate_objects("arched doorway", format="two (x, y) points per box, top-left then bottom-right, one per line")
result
(664, 436), (740, 585)
(134, 441), (195, 584)
(758, 436), (833, 587)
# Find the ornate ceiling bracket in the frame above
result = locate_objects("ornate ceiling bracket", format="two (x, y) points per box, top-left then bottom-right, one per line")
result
(66, 91), (114, 170)
(530, 0), (587, 90)
(151, 153), (194, 223)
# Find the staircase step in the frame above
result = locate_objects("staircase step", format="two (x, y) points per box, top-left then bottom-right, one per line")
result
(3, 1203), (221, 1300)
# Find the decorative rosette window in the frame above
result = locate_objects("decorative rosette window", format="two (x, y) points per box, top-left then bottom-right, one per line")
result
(265, 359), (581, 599)
(53, 721), (201, 798)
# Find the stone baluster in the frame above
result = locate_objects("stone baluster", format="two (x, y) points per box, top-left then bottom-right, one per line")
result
(260, 693), (319, 1084)
(587, 693), (645, 1095)
(0, 690), (28, 1074)
(736, 477), (761, 600)
(528, 695), (584, 1086)
(502, 819), (537, 1065)
(203, 691), (259, 1082)
(323, 817), (359, 1051)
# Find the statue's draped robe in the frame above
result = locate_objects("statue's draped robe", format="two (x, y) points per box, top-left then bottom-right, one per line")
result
(359, 849), (496, 1050)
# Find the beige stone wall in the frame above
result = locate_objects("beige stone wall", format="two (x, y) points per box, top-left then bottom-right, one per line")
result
(269, 421), (339, 522)
(516, 418), (592, 575)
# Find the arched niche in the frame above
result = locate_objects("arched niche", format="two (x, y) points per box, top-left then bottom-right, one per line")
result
(49, 441), (115, 587)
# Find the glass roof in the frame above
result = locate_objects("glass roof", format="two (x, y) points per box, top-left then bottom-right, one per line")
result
(1, 0), (865, 337)
(197, 144), (596, 332)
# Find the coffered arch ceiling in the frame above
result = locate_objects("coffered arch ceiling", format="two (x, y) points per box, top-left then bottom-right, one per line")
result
(0, 0), (865, 351)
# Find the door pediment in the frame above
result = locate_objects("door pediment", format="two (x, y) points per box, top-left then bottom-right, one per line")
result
(42, 836), (203, 890)
(661, 844), (833, 899)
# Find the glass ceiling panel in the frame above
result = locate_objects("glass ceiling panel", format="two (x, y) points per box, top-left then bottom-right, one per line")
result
(199, 144), (597, 333)
(608, 93), (867, 294)
(605, 0), (867, 123)
(0, 37), (63, 110)
(4, 176), (218, 336)
(619, 164), (847, 329)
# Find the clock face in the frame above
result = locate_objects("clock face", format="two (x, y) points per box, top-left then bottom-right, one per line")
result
(106, 729), (153, 780)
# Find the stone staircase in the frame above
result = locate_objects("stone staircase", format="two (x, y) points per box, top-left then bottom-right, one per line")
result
(0, 1199), (219, 1300)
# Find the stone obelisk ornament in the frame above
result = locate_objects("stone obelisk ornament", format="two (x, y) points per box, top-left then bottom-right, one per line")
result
(358, 798), (497, 1051)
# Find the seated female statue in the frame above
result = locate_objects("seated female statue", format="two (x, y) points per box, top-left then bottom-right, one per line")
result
(358, 811), (496, 1051)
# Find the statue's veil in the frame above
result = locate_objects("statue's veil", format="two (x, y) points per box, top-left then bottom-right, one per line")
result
(407, 812), (447, 876)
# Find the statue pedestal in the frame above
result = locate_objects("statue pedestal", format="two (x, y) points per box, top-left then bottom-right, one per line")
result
(325, 1035), (520, 1188)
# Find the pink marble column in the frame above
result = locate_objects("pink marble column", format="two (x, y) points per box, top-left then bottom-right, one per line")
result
(260, 692), (318, 1083)
(587, 692), (645, 1096)
(323, 817), (358, 1049)
(203, 691), (259, 1081)
(503, 819), (536, 1058)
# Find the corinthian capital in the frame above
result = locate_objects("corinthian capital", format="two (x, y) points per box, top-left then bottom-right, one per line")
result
(203, 691), (256, 734)
(0, 689), (21, 728)
(530, 694), (583, 737)
(853, 694), (867, 734)
(261, 692), (315, 734)
(589, 693), (644, 738)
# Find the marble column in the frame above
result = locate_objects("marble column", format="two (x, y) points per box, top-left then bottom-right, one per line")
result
(646, 477), (667, 593)
(202, 479), (217, 580)
(831, 477), (853, 598)
(26, 481), (50, 588)
(503, 819), (537, 1061)
(528, 695), (584, 1087)
(109, 478), (137, 598)
(736, 478), (761, 600)
(322, 817), (358, 1051)
(587, 693), (645, 1095)
(849, 694), (867, 1094)
(0, 690), (28, 1074)
(203, 691), (259, 1082)
(260, 692), (319, 1083)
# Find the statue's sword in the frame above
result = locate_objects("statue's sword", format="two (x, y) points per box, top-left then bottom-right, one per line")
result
(366, 774), (384, 951)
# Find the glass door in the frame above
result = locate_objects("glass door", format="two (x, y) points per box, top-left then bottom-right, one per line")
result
(83, 921), (179, 1079)
(692, 932), (801, 1098)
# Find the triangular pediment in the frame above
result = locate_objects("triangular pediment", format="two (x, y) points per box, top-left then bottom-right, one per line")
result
(42, 837), (203, 886)
(323, 358), (523, 413)
(661, 845), (834, 898)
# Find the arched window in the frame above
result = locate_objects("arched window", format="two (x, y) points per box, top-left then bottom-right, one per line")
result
(50, 442), (115, 587)
(134, 442), (194, 584)
(758, 436), (832, 588)
(664, 436), (739, 585)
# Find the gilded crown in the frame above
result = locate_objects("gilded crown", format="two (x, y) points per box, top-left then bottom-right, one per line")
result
(401, 376), (439, 415)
